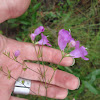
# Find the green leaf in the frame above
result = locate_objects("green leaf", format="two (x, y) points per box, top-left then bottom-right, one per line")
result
(63, 12), (72, 22)
(86, 69), (100, 83)
(33, 3), (41, 11)
(22, 80), (25, 84)
(16, 37), (22, 42)
(75, 83), (84, 99)
(64, 97), (69, 100)
(58, 65), (65, 71)
(67, 0), (71, 6)
(31, 3), (42, 23)
(52, 67), (57, 71)
(65, 67), (73, 73)
(32, 12), (37, 24)
(7, 52), (10, 57)
(83, 81), (98, 94)
(0, 30), (3, 34)
(20, 11), (28, 19)
(23, 68), (27, 71)
(7, 19), (17, 23)
(7, 68), (11, 79)
(20, 21), (30, 25)
(87, 69), (100, 78)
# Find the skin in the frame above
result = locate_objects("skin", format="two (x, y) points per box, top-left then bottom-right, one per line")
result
(0, 0), (80, 100)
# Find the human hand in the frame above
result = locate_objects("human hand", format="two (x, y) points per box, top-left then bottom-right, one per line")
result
(0, 35), (80, 100)
(0, 0), (80, 99)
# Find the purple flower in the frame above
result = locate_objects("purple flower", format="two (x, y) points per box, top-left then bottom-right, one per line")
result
(75, 41), (80, 48)
(70, 46), (89, 60)
(37, 33), (52, 46)
(30, 33), (36, 41)
(58, 29), (72, 51)
(30, 26), (44, 41)
(14, 50), (20, 58)
(69, 38), (76, 47)
(69, 40), (80, 48)
(34, 26), (44, 35)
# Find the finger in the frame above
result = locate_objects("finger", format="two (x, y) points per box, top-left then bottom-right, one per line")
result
(0, 0), (31, 23)
(29, 81), (68, 99)
(0, 62), (22, 100)
(20, 62), (80, 90)
(10, 96), (28, 100)
(20, 42), (74, 67)
(7, 0), (31, 18)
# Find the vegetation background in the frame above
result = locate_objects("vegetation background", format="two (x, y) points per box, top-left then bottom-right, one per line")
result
(0, 0), (100, 100)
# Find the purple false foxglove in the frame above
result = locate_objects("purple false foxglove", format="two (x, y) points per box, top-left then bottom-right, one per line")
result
(37, 33), (52, 46)
(58, 29), (72, 51)
(14, 50), (20, 58)
(30, 33), (36, 41)
(30, 26), (44, 41)
(69, 38), (76, 47)
(70, 46), (89, 60)
(69, 40), (80, 48)
(75, 41), (80, 48)
(34, 26), (44, 35)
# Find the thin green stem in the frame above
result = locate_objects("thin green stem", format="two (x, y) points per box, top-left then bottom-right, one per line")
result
(3, 52), (40, 75)
(40, 45), (47, 83)
(33, 43), (46, 83)
(1, 69), (37, 95)
(49, 57), (63, 84)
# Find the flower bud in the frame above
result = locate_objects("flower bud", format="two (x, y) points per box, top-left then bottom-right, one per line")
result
(14, 50), (20, 58)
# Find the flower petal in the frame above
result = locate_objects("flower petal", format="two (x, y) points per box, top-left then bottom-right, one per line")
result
(14, 50), (20, 57)
(70, 49), (81, 58)
(80, 46), (88, 56)
(58, 35), (67, 51)
(82, 56), (89, 60)
(75, 41), (80, 48)
(38, 33), (51, 46)
(58, 29), (72, 51)
(30, 33), (36, 41)
(69, 39), (76, 47)
(70, 46), (89, 60)
(34, 26), (44, 35)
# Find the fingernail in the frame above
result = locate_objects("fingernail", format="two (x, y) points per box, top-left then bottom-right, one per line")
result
(71, 58), (75, 66)
(65, 77), (80, 90)
(76, 77), (80, 89)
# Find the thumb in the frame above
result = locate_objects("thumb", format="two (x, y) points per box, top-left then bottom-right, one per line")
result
(0, 0), (31, 23)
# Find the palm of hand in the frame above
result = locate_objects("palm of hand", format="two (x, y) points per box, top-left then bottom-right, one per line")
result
(0, 38), (24, 100)
(0, 37), (79, 99)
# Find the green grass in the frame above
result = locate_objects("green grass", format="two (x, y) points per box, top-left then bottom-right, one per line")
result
(0, 0), (100, 100)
